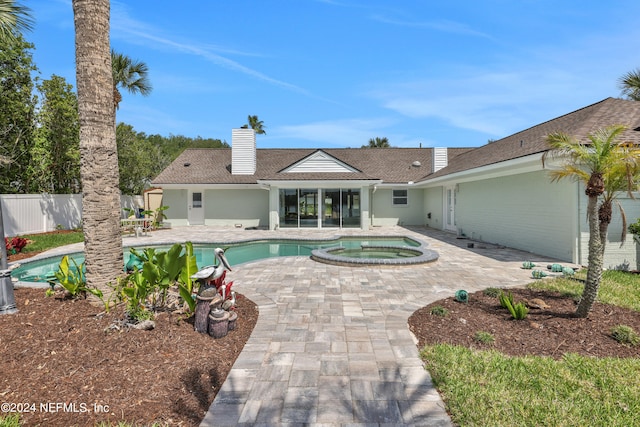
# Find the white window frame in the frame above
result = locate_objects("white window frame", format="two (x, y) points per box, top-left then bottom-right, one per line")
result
(392, 189), (408, 206)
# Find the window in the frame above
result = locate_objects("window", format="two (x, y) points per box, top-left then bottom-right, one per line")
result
(392, 189), (408, 206)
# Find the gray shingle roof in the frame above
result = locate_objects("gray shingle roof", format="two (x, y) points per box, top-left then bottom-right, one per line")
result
(423, 97), (640, 181)
(152, 98), (640, 187)
(152, 147), (473, 185)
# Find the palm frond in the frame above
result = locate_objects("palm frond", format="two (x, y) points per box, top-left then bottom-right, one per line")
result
(0, 0), (33, 42)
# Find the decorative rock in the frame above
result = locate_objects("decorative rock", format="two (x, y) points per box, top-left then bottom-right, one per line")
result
(522, 261), (536, 269)
(548, 263), (563, 272)
(532, 270), (547, 279)
(227, 311), (238, 331)
(526, 298), (550, 309)
(208, 311), (230, 338)
(562, 267), (575, 277)
(454, 289), (468, 303)
(132, 320), (156, 330)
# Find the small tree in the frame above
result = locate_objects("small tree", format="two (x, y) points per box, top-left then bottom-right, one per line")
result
(362, 137), (390, 148)
(543, 125), (640, 317)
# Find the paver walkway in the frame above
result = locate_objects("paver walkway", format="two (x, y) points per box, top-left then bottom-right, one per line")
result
(18, 226), (565, 426)
(194, 226), (562, 426)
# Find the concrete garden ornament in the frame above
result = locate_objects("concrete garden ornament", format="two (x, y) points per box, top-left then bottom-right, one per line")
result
(191, 248), (238, 338)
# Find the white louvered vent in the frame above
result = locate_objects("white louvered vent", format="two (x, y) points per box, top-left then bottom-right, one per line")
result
(284, 151), (357, 173)
(433, 147), (448, 172)
(232, 128), (256, 175)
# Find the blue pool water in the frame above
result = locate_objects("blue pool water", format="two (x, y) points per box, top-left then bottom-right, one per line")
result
(11, 236), (421, 284)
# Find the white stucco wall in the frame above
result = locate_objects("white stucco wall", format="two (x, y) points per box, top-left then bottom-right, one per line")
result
(370, 188), (425, 227)
(423, 187), (444, 230)
(162, 189), (189, 226)
(455, 170), (578, 262)
(204, 189), (269, 228)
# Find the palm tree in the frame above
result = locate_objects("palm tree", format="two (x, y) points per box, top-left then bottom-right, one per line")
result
(543, 125), (640, 317)
(244, 115), (266, 135)
(73, 0), (123, 299)
(0, 0), (32, 42)
(363, 137), (390, 148)
(0, 0), (32, 314)
(111, 50), (152, 111)
(619, 68), (640, 101)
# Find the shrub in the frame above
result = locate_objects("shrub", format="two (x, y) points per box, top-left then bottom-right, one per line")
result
(483, 287), (501, 298)
(628, 218), (640, 237)
(430, 305), (449, 317)
(474, 331), (495, 344)
(5, 236), (28, 254)
(611, 325), (640, 346)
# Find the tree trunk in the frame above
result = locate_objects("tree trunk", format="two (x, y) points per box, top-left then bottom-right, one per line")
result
(72, 0), (123, 300)
(576, 195), (603, 318)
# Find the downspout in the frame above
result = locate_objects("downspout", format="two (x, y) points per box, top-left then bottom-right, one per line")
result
(575, 180), (583, 265)
(371, 185), (377, 227)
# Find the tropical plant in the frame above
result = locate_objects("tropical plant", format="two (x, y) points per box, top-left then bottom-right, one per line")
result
(0, 0), (33, 42)
(177, 242), (198, 313)
(4, 236), (27, 254)
(111, 49), (152, 111)
(362, 137), (390, 148)
(118, 243), (200, 318)
(543, 125), (640, 317)
(619, 68), (640, 101)
(48, 255), (103, 300)
(73, 0), (124, 300)
(244, 114), (266, 134)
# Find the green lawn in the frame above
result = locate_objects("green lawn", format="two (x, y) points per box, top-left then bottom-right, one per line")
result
(421, 271), (640, 427)
(18, 230), (84, 254)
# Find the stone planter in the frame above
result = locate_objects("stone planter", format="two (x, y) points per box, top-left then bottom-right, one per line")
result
(194, 293), (220, 333)
(208, 311), (230, 338)
(227, 311), (238, 331)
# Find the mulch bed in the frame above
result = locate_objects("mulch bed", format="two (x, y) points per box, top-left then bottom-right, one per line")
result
(0, 287), (258, 426)
(408, 287), (640, 359)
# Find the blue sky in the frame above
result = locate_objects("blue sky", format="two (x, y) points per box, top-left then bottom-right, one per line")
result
(27, 0), (640, 148)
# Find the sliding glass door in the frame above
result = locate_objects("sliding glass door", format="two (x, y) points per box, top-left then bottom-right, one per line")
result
(279, 188), (360, 228)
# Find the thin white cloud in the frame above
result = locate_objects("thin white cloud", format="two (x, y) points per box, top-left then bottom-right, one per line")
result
(110, 2), (313, 97)
(371, 15), (494, 39)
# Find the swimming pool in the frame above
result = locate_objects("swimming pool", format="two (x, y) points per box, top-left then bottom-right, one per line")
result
(11, 236), (423, 284)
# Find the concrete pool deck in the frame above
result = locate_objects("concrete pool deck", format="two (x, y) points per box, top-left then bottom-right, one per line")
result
(17, 226), (567, 426)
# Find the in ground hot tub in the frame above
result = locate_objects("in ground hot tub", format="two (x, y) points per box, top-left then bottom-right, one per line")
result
(311, 244), (438, 266)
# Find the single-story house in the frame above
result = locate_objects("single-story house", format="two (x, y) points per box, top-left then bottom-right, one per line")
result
(152, 97), (640, 268)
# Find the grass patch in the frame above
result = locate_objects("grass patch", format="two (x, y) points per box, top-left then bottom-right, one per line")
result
(419, 271), (640, 426)
(611, 325), (640, 346)
(421, 345), (640, 427)
(18, 231), (84, 254)
(529, 269), (640, 311)
(474, 331), (495, 344)
(429, 305), (449, 317)
(0, 415), (20, 427)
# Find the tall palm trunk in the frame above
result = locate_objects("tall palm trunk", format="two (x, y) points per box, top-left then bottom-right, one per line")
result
(72, 0), (123, 299)
(576, 195), (604, 317)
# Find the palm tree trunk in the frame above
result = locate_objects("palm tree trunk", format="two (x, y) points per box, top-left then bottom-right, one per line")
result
(576, 195), (604, 317)
(72, 0), (123, 300)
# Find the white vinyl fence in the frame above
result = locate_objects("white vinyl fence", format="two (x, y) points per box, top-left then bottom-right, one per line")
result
(1, 194), (143, 237)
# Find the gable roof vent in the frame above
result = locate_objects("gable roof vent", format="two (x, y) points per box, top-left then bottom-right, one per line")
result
(433, 147), (448, 172)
